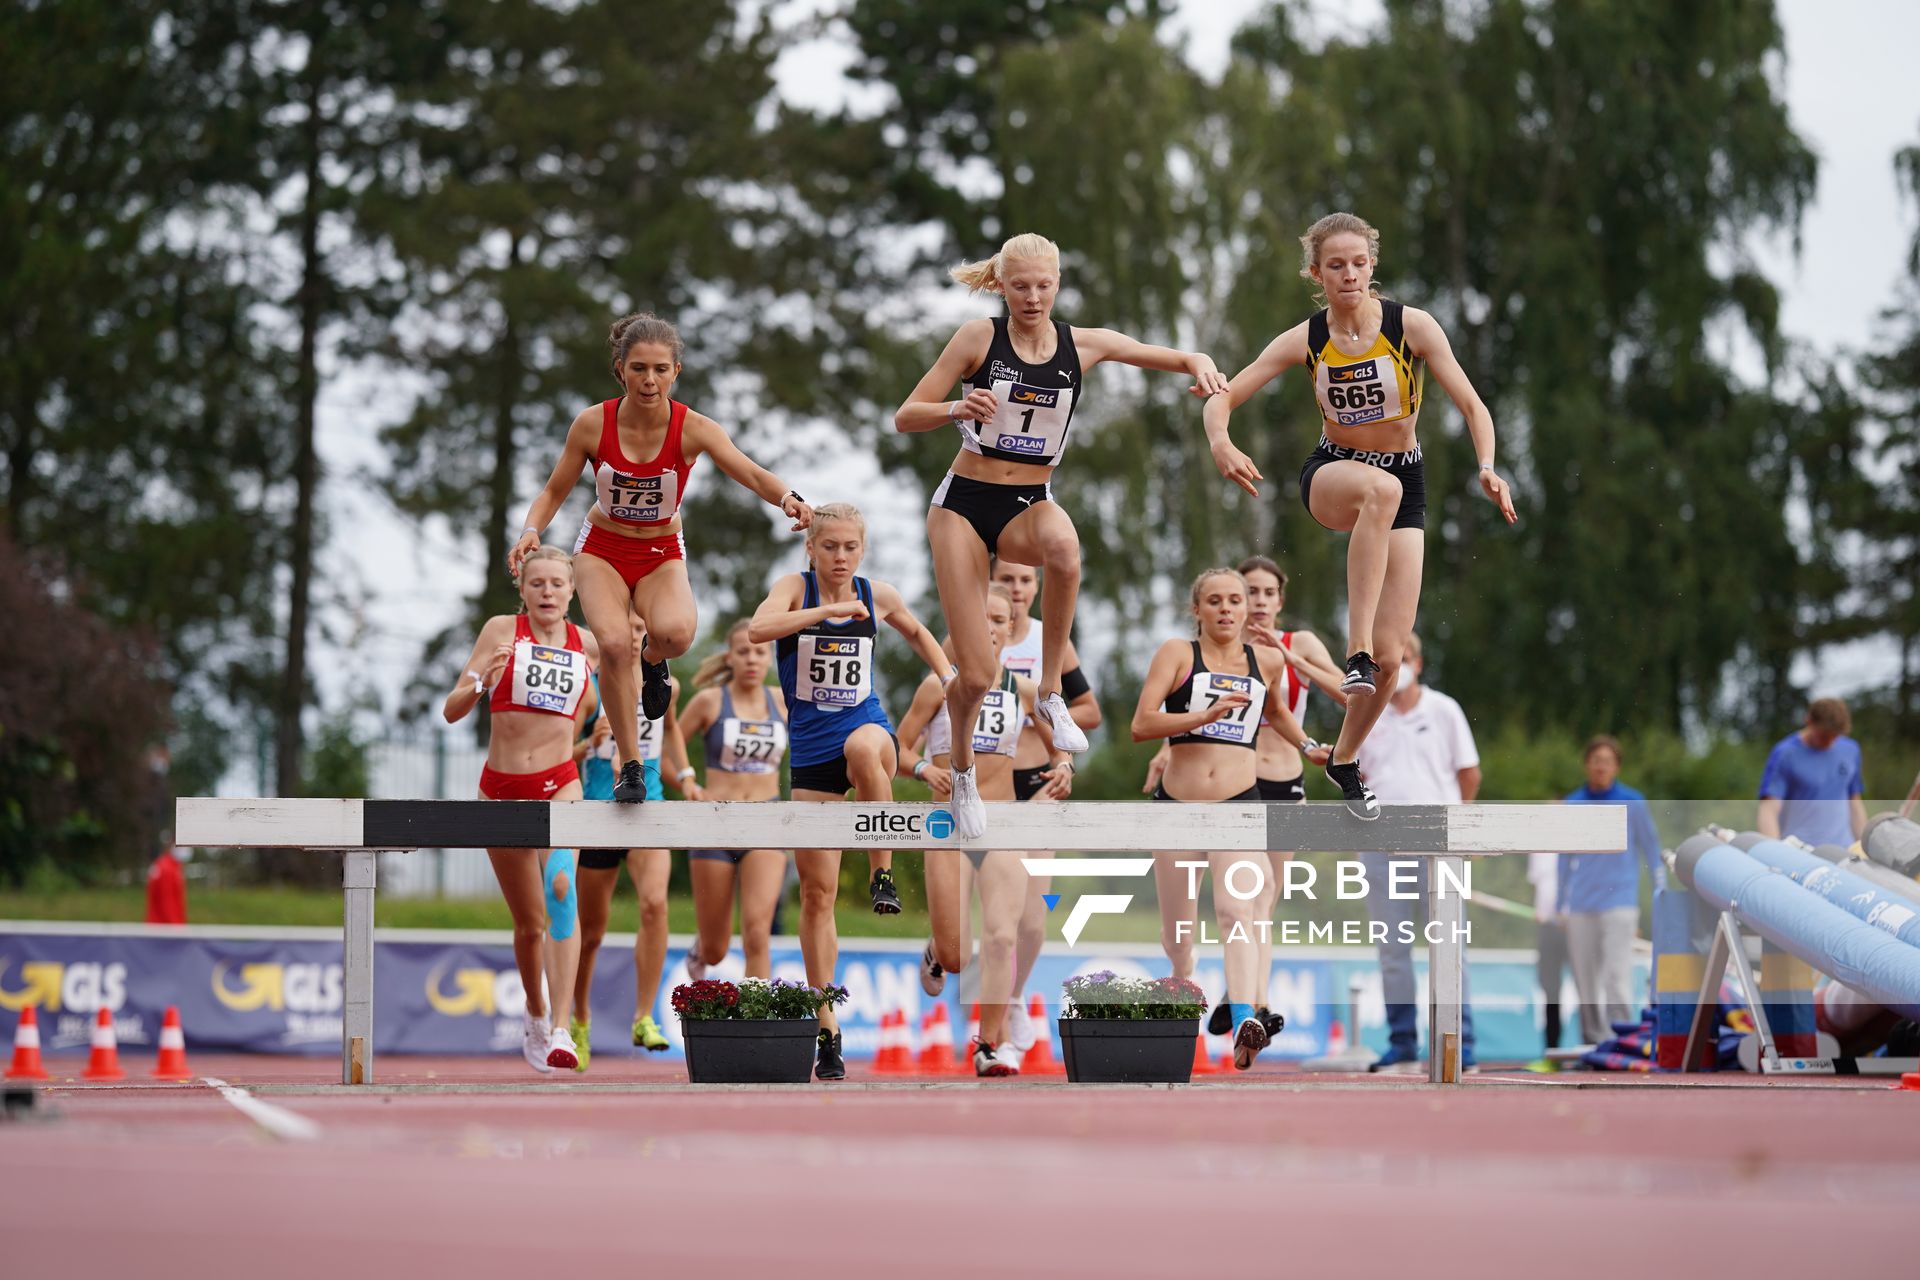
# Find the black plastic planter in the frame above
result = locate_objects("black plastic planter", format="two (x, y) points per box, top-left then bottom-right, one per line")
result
(1057, 1017), (1200, 1083)
(681, 1017), (819, 1083)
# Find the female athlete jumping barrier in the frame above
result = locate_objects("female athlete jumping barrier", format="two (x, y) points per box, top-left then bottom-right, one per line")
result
(510, 312), (813, 802)
(1203, 214), (1515, 819)
(1131, 568), (1325, 1070)
(571, 614), (701, 1063)
(749, 503), (954, 1080)
(895, 232), (1228, 841)
(897, 584), (1072, 1076)
(444, 545), (600, 1072)
(678, 620), (789, 981)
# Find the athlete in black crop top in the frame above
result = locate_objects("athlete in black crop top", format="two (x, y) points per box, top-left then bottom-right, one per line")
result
(1130, 569), (1321, 1072)
(894, 231), (1229, 845)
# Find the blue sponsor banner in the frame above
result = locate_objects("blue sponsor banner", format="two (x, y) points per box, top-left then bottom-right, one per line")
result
(0, 922), (1611, 1062)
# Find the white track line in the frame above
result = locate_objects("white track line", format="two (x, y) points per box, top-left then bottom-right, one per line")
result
(200, 1077), (322, 1142)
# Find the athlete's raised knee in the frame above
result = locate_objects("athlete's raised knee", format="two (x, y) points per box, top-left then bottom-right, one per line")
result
(646, 617), (695, 657)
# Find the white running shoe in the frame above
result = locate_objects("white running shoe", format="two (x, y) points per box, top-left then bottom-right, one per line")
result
(919, 942), (946, 997)
(523, 1015), (555, 1074)
(950, 765), (987, 842)
(1033, 692), (1089, 754)
(1006, 997), (1037, 1052)
(685, 951), (708, 983)
(545, 1024), (579, 1071)
(972, 1037), (1015, 1078)
(996, 1041), (1025, 1075)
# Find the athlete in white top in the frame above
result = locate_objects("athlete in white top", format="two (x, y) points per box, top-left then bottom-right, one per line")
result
(897, 585), (1071, 1076)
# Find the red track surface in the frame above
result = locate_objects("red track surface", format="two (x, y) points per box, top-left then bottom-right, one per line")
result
(4, 1055), (1914, 1277)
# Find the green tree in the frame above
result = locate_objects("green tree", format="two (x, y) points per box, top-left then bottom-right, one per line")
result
(0, 2), (293, 787)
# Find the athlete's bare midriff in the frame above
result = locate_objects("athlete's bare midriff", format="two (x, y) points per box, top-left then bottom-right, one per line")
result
(948, 449), (1057, 487)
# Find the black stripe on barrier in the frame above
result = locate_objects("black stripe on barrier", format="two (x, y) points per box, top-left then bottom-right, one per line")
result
(362, 800), (552, 849)
(1267, 803), (1451, 852)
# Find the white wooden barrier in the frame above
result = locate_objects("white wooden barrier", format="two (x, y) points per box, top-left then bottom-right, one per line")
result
(177, 798), (1626, 1086)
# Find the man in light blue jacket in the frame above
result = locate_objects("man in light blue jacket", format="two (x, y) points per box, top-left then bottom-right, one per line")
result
(1557, 735), (1664, 1044)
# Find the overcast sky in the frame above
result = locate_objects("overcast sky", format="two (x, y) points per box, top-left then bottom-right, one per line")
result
(305, 0), (1920, 769)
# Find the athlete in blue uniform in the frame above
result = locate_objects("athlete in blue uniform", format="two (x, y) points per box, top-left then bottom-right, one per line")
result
(749, 503), (954, 1080)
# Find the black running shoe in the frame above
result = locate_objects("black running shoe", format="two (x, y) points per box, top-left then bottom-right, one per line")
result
(1206, 997), (1232, 1038)
(613, 758), (648, 804)
(1340, 651), (1380, 696)
(869, 867), (902, 915)
(1232, 1015), (1271, 1071)
(640, 655), (673, 721)
(1260, 1007), (1286, 1039)
(814, 1029), (845, 1081)
(1324, 760), (1380, 821)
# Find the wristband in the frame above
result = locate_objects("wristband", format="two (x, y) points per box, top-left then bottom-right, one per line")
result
(911, 759), (929, 781)
(520, 525), (539, 537)
(675, 767), (696, 783)
(940, 669), (957, 688)
(467, 671), (486, 697)
(1478, 462), (1494, 471)
(948, 400), (963, 421)
(784, 490), (805, 508)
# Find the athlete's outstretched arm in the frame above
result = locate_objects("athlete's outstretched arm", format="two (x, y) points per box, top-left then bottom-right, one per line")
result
(1256, 650), (1328, 762)
(1074, 328), (1228, 396)
(1202, 324), (1310, 497)
(682, 413), (813, 531)
(510, 409), (600, 574)
(896, 319), (998, 433)
(893, 674), (949, 796)
(1245, 621), (1348, 708)
(872, 581), (958, 683)
(1404, 308), (1515, 525)
(747, 574), (866, 644)
(444, 616), (515, 723)
(1130, 640), (1244, 742)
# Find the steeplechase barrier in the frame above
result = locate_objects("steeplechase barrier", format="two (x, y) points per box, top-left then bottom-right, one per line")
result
(175, 798), (1627, 1086)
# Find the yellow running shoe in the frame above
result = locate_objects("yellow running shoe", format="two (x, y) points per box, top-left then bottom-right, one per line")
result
(632, 1014), (669, 1052)
(570, 1017), (591, 1072)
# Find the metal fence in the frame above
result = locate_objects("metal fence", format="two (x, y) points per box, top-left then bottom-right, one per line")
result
(366, 728), (495, 898)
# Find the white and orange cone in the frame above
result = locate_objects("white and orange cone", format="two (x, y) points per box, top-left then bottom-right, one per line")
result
(5, 1005), (49, 1081)
(152, 1005), (192, 1081)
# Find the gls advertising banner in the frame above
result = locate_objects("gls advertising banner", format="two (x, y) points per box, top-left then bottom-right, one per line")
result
(0, 923), (1581, 1062)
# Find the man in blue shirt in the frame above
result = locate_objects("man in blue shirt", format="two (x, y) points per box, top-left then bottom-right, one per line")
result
(1758, 697), (1866, 849)
(1558, 736), (1664, 1044)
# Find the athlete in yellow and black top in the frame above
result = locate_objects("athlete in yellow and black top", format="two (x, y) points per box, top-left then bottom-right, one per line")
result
(1199, 212), (1516, 821)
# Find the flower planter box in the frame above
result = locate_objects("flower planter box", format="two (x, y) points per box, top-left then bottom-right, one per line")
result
(1057, 1017), (1201, 1084)
(681, 1017), (819, 1084)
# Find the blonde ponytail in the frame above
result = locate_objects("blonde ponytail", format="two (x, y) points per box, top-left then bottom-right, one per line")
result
(950, 232), (1061, 295)
(693, 619), (755, 689)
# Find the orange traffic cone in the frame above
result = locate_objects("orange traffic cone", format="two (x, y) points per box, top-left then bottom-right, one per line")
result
(82, 1007), (124, 1081)
(1022, 993), (1062, 1075)
(1325, 1017), (1347, 1056)
(152, 1006), (192, 1081)
(872, 1010), (905, 1075)
(918, 1003), (957, 1075)
(1190, 1033), (1216, 1077)
(5, 1005), (49, 1081)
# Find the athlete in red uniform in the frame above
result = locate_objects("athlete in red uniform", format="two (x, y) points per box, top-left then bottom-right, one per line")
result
(510, 313), (814, 802)
(446, 545), (602, 1073)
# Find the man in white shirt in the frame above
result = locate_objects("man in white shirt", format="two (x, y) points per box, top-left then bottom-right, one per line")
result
(1355, 633), (1480, 1071)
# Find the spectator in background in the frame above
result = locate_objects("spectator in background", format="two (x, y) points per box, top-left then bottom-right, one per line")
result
(1758, 697), (1867, 847)
(1557, 736), (1664, 1044)
(145, 832), (186, 925)
(1528, 850), (1568, 1071)
(1355, 633), (1478, 1072)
